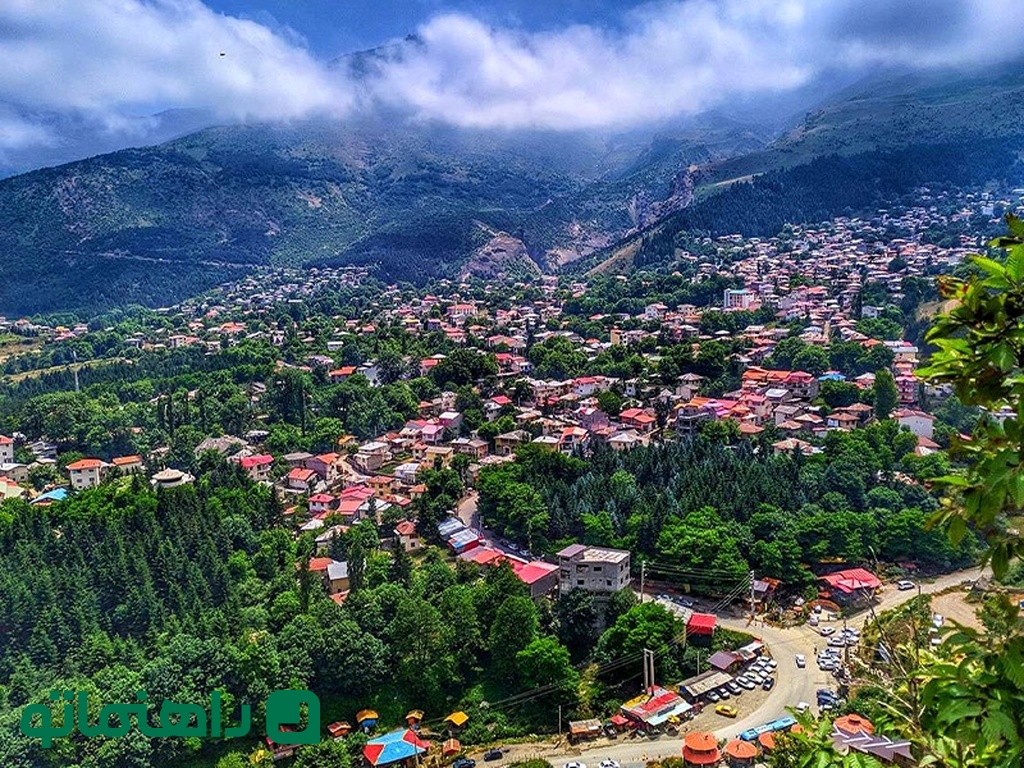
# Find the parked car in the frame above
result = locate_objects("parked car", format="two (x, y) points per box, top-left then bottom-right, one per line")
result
(715, 704), (739, 718)
(485, 750), (504, 761)
(678, 598), (695, 608)
(707, 692), (720, 703)
(599, 760), (620, 768)
(765, 658), (778, 670)
(795, 654), (806, 668)
(795, 702), (811, 714)
(897, 580), (915, 590)
(453, 759), (476, 768)
(762, 677), (775, 691)
(562, 762), (586, 768)
(738, 677), (756, 690)
(717, 689), (731, 700)
(808, 615), (819, 626)
(819, 626), (836, 636)
(727, 682), (742, 695)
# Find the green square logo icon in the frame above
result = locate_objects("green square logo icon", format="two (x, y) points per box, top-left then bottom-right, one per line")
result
(265, 690), (320, 745)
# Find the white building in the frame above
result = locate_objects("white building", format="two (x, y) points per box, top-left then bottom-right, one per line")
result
(66, 458), (108, 490)
(0, 435), (13, 464)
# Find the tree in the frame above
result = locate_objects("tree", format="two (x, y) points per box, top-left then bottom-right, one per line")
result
(872, 368), (899, 421)
(920, 214), (1024, 576)
(555, 589), (598, 660)
(515, 636), (579, 693)
(489, 596), (539, 683)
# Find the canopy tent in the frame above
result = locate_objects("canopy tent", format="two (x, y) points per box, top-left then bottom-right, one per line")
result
(357, 709), (380, 731)
(444, 711), (469, 728)
(363, 729), (431, 767)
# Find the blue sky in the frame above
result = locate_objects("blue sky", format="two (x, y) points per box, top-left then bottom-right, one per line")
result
(204, 0), (638, 57)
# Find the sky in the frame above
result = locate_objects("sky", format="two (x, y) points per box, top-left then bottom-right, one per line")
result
(0, 0), (1022, 166)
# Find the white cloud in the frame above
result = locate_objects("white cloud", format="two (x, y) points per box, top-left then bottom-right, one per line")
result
(368, 0), (1024, 130)
(0, 0), (1022, 154)
(0, 0), (352, 151)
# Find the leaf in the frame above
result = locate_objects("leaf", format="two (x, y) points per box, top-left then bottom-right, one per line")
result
(1006, 213), (1024, 239)
(971, 255), (1009, 279)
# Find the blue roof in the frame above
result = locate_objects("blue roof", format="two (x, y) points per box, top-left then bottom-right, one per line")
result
(31, 488), (68, 504)
(364, 729), (430, 766)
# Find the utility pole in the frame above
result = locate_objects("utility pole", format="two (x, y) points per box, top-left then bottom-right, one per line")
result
(642, 648), (656, 695)
(640, 560), (646, 603)
(72, 350), (80, 393)
(749, 570), (756, 621)
(558, 704), (562, 739)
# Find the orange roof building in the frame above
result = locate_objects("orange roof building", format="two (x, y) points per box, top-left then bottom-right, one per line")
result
(724, 739), (759, 765)
(683, 731), (720, 766)
(834, 713), (874, 736)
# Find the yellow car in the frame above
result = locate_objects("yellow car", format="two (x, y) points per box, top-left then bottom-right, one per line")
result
(715, 704), (738, 718)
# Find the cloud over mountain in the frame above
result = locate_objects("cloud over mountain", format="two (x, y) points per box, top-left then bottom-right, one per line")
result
(1, 0), (1022, 158)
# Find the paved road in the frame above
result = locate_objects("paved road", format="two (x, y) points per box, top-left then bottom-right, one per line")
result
(527, 565), (989, 768)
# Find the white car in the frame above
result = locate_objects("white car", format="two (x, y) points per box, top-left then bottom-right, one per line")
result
(564, 762), (587, 768)
(933, 614), (944, 628)
(795, 702), (811, 714)
(897, 580), (915, 590)
(599, 760), (620, 768)
(819, 627), (836, 636)
(765, 659), (778, 670)
(808, 615), (819, 626)
(795, 654), (806, 668)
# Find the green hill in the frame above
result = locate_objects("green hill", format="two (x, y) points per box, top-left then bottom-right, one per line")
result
(0, 116), (763, 316)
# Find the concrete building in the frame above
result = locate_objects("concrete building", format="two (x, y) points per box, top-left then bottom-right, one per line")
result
(557, 544), (631, 595)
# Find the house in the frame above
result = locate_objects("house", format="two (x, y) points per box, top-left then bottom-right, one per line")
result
(620, 408), (657, 433)
(234, 454), (274, 482)
(394, 462), (422, 485)
(826, 411), (859, 431)
(819, 568), (881, 607)
(513, 561), (561, 598)
(394, 520), (421, 552)
(307, 453), (341, 481)
(0, 461), (28, 484)
(287, 467), (319, 493)
(608, 430), (645, 452)
(451, 437), (489, 460)
(495, 430), (531, 456)
(0, 477), (27, 500)
(556, 544), (631, 596)
(772, 437), (814, 456)
(0, 435), (13, 464)
(893, 408), (935, 439)
(687, 613), (717, 637)
(110, 455), (145, 474)
(326, 560), (350, 594)
(329, 366), (358, 383)
(66, 458), (108, 490)
(151, 468), (195, 489)
(309, 493), (337, 517)
(439, 411), (463, 432)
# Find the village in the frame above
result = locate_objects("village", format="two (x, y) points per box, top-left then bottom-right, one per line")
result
(0, 190), (1013, 767)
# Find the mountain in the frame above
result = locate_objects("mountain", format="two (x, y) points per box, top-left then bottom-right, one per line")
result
(0, 113), (767, 315)
(696, 64), (1024, 189)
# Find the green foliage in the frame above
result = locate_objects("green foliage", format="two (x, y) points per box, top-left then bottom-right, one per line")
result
(919, 215), (1024, 576)
(872, 368), (899, 421)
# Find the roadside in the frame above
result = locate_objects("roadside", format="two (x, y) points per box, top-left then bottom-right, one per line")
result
(471, 564), (990, 768)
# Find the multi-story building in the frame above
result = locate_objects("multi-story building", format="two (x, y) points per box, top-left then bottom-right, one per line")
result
(557, 544), (631, 596)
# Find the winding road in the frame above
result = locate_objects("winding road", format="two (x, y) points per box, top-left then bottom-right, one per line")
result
(485, 565), (988, 768)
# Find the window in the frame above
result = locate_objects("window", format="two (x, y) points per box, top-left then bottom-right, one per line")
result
(577, 579), (584, 585)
